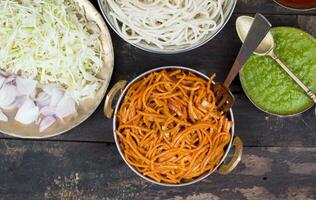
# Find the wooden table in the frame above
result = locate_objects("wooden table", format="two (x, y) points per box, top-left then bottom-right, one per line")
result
(1, 1), (316, 199)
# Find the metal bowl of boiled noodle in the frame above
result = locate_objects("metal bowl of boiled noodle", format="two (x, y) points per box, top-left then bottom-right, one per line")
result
(98, 0), (236, 54)
(0, 0), (113, 138)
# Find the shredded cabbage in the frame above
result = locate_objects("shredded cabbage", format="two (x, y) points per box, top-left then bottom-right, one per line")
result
(0, 0), (104, 102)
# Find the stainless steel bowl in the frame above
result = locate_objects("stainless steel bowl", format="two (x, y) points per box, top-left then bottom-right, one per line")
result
(97, 0), (237, 54)
(104, 66), (243, 186)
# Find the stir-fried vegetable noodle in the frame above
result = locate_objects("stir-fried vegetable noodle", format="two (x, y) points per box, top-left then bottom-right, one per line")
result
(0, 0), (104, 102)
(116, 69), (232, 184)
(106, 0), (234, 49)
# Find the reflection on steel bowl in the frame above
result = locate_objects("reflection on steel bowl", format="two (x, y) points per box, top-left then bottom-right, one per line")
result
(104, 66), (242, 186)
(98, 0), (237, 54)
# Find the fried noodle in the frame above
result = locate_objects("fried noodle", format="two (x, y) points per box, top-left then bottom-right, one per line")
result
(116, 69), (232, 184)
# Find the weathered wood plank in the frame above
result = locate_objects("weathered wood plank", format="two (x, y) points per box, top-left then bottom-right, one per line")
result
(0, 15), (315, 146)
(0, 140), (315, 200)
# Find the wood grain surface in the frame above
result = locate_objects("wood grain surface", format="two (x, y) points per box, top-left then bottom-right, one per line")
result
(0, 0), (315, 199)
(0, 140), (315, 200)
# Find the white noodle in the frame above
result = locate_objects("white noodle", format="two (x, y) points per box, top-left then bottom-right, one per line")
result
(105, 0), (234, 49)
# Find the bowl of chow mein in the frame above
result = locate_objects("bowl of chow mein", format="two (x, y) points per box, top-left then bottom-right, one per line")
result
(98, 0), (237, 54)
(104, 66), (242, 186)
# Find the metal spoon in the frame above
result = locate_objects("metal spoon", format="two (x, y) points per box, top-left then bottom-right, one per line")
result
(214, 13), (272, 112)
(236, 15), (316, 104)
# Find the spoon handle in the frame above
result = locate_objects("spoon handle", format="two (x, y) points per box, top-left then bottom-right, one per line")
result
(269, 51), (316, 104)
(224, 13), (271, 88)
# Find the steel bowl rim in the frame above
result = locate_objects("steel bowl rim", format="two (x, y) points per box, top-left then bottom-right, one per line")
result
(97, 0), (237, 54)
(112, 66), (235, 187)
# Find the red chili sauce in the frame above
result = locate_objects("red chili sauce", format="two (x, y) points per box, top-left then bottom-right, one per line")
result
(276, 0), (316, 9)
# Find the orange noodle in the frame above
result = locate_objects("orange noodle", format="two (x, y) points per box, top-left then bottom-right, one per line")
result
(116, 69), (232, 184)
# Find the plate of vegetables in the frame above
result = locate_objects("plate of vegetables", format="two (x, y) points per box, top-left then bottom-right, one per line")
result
(0, 0), (114, 138)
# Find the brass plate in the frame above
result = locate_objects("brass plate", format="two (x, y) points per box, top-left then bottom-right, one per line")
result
(0, 0), (114, 138)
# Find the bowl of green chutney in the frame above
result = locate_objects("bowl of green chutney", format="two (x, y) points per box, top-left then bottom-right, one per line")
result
(240, 27), (316, 116)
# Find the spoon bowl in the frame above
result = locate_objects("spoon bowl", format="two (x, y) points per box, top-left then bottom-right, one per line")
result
(236, 16), (274, 56)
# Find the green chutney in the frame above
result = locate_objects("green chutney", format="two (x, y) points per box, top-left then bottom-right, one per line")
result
(240, 27), (316, 115)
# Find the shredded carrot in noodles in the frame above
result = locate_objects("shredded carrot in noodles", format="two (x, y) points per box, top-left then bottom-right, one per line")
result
(116, 69), (232, 184)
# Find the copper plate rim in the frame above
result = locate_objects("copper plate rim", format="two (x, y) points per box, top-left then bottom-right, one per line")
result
(0, 0), (114, 139)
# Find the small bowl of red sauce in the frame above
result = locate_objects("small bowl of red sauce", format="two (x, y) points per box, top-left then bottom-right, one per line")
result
(274, 0), (316, 10)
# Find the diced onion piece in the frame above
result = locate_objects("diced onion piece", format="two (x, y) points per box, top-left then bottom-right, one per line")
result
(202, 100), (211, 108)
(1, 101), (17, 110)
(42, 85), (64, 108)
(55, 96), (77, 119)
(36, 92), (51, 108)
(4, 77), (16, 86)
(15, 96), (27, 107)
(0, 70), (8, 77)
(0, 110), (8, 122)
(149, 116), (154, 122)
(0, 85), (18, 109)
(16, 77), (37, 96)
(15, 97), (39, 125)
(39, 116), (56, 132)
(39, 106), (55, 116)
(0, 76), (5, 88)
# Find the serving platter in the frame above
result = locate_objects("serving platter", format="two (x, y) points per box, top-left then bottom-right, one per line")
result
(0, 0), (114, 139)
